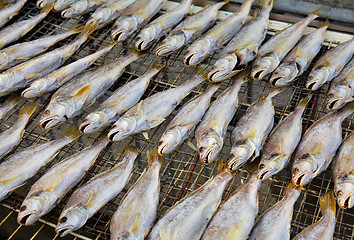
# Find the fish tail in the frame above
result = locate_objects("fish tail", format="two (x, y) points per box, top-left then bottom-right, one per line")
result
(194, 65), (212, 80)
(68, 24), (84, 34)
(150, 61), (166, 72)
(336, 101), (354, 121)
(318, 18), (330, 29)
(308, 6), (322, 20)
(260, 0), (273, 7)
(205, 82), (221, 95)
(5, 94), (21, 106)
(40, 2), (55, 13)
(234, 67), (251, 82)
(79, 21), (98, 39)
(62, 126), (82, 140)
(125, 145), (139, 156)
(296, 94), (312, 110)
(264, 88), (283, 100)
(147, 148), (162, 165)
(283, 182), (303, 197)
(19, 102), (37, 116)
(127, 48), (146, 61)
(240, 0), (255, 12)
(319, 191), (336, 215)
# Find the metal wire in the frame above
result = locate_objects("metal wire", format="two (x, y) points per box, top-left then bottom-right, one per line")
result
(0, 1), (353, 240)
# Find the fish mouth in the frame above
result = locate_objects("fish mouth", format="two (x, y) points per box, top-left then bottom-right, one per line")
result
(269, 75), (288, 87)
(183, 52), (198, 67)
(39, 115), (65, 129)
(208, 69), (228, 83)
(251, 68), (268, 80)
(21, 87), (39, 99)
(56, 222), (75, 237)
(79, 122), (92, 134)
(257, 167), (276, 180)
(342, 196), (352, 209)
(61, 9), (75, 18)
(111, 29), (127, 42)
(306, 80), (321, 91)
(292, 168), (309, 186)
(199, 148), (213, 165)
(157, 141), (167, 156)
(18, 207), (37, 225)
(36, 0), (46, 8)
(326, 98), (342, 110)
(108, 130), (119, 142)
(135, 37), (150, 51)
(155, 44), (173, 57)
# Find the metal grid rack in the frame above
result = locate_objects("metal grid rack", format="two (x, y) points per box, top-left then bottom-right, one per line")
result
(0, 1), (353, 239)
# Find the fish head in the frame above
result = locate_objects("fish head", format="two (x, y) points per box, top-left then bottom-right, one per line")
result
(0, 52), (10, 69)
(54, 0), (74, 11)
(334, 180), (354, 209)
(184, 39), (210, 66)
(107, 116), (137, 142)
(56, 206), (89, 236)
(21, 77), (51, 99)
(79, 110), (110, 134)
(269, 61), (299, 87)
(306, 66), (330, 90)
(251, 53), (279, 80)
(61, 1), (87, 17)
(17, 191), (49, 225)
(292, 155), (319, 186)
(236, 48), (255, 66)
(135, 26), (159, 51)
(227, 141), (254, 172)
(326, 86), (351, 110)
(111, 16), (138, 42)
(257, 153), (287, 180)
(0, 71), (19, 90)
(39, 103), (67, 129)
(154, 33), (185, 57)
(157, 127), (183, 155)
(198, 130), (222, 165)
(208, 53), (238, 82)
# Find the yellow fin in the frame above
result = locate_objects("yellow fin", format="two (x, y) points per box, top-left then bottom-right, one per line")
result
(131, 213), (142, 232)
(313, 144), (324, 155)
(147, 148), (161, 165)
(323, 59), (332, 67)
(61, 126), (82, 140)
(179, 120), (199, 127)
(225, 225), (242, 240)
(142, 131), (149, 139)
(110, 96), (127, 109)
(5, 94), (21, 105)
(236, 38), (255, 51)
(0, 175), (24, 185)
(318, 19), (330, 28)
(217, 159), (225, 173)
(47, 176), (62, 192)
(150, 61), (166, 71)
(125, 145), (139, 156)
(186, 139), (197, 151)
(149, 117), (165, 128)
(295, 47), (302, 58)
(86, 192), (96, 207)
(19, 102), (36, 116)
(275, 40), (289, 53)
(260, 0), (273, 7)
(247, 128), (257, 138)
(296, 94), (312, 109)
(74, 85), (91, 101)
(310, 7), (323, 16)
(68, 24), (84, 33)
(25, 73), (43, 79)
(319, 191), (336, 214)
(136, 101), (143, 115)
(40, 2), (55, 13)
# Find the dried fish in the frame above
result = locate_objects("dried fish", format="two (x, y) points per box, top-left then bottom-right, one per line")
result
(53, 0), (75, 11)
(154, 1), (228, 57)
(37, 0), (56, 9)
(0, 0), (27, 29)
(61, 0), (112, 18)
(184, 0), (254, 66)
(0, 94), (20, 120)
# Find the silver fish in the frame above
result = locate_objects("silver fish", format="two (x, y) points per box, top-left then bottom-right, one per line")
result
(0, 22), (97, 98)
(37, 0), (56, 9)
(61, 0), (112, 18)
(326, 58), (354, 110)
(111, 0), (167, 42)
(17, 135), (108, 225)
(157, 84), (219, 156)
(53, 0), (75, 11)
(195, 71), (248, 165)
(135, 0), (192, 51)
(201, 173), (261, 240)
(306, 37), (354, 90)
(154, 1), (228, 57)
(227, 88), (282, 172)
(183, 0), (254, 67)
(87, 0), (137, 28)
(39, 50), (143, 130)
(248, 183), (301, 240)
(251, 8), (320, 80)
(332, 133), (354, 209)
(110, 148), (161, 240)
(293, 192), (336, 240)
(257, 95), (312, 180)
(0, 94), (20, 120)
(270, 20), (329, 87)
(80, 61), (164, 134)
(292, 102), (354, 186)
(147, 170), (233, 240)
(0, 4), (53, 50)
(22, 42), (115, 99)
(0, 102), (36, 160)
(56, 145), (138, 236)
(107, 66), (207, 142)
(0, 126), (81, 201)
(0, 0), (27, 29)
(208, 0), (272, 83)
(0, 24), (82, 71)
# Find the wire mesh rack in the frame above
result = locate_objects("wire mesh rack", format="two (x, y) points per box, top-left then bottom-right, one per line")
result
(0, 1), (353, 239)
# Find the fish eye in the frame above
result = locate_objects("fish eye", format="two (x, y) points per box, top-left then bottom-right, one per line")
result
(20, 206), (27, 212)
(259, 164), (265, 169)
(44, 110), (50, 115)
(337, 190), (343, 198)
(308, 76), (313, 80)
(60, 217), (68, 224)
(199, 147), (204, 153)
(229, 154), (234, 160)
(158, 141), (163, 146)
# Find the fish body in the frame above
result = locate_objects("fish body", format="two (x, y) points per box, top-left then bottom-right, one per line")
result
(0, 24), (82, 71)
(0, 94), (20, 120)
(61, 0), (112, 18)
(154, 1), (227, 57)
(135, 0), (192, 51)
(37, 0), (56, 8)
(227, 89), (282, 172)
(56, 146), (138, 236)
(0, 4), (52, 50)
(270, 21), (328, 87)
(195, 72), (247, 165)
(326, 58), (354, 110)
(332, 133), (354, 209)
(87, 0), (137, 28)
(248, 184), (301, 240)
(293, 192), (336, 240)
(0, 23), (96, 98)
(22, 42), (115, 99)
(208, 0), (272, 83)
(147, 170), (233, 240)
(251, 8), (320, 80)
(0, 102), (36, 160)
(158, 84), (219, 156)
(257, 95), (311, 180)
(17, 136), (108, 225)
(0, 0), (27, 29)
(0, 127), (81, 201)
(292, 102), (354, 186)
(111, 0), (167, 42)
(38, 50), (142, 130)
(110, 149), (161, 240)
(201, 173), (261, 240)
(107, 67), (206, 142)
(53, 0), (75, 11)
(80, 62), (164, 134)
(306, 37), (354, 90)
(184, 0), (254, 67)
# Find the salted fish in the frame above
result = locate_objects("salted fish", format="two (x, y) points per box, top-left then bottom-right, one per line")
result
(0, 94), (20, 120)
(61, 0), (114, 18)
(0, 0), (27, 29)
(53, 0), (75, 11)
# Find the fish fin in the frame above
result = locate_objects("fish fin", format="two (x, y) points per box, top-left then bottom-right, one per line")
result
(19, 102), (36, 116)
(125, 145), (139, 156)
(109, 96), (127, 109)
(233, 67), (251, 82)
(324, 154), (335, 162)
(5, 94), (21, 105)
(217, 159), (226, 173)
(313, 144), (324, 155)
(136, 101), (143, 115)
(61, 126), (82, 140)
(296, 94), (312, 109)
(47, 176), (62, 192)
(147, 148), (162, 165)
(247, 128), (257, 138)
(275, 40), (288, 52)
(86, 98), (96, 108)
(209, 119), (220, 129)
(225, 225), (243, 240)
(194, 65), (210, 80)
(260, 0), (273, 7)
(310, 7), (323, 17)
(58, 72), (72, 86)
(236, 38), (255, 51)
(81, 21), (99, 37)
(0, 175), (24, 185)
(178, 120), (199, 127)
(68, 24), (84, 33)
(142, 131), (149, 139)
(318, 19), (330, 28)
(295, 47), (303, 58)
(25, 73), (43, 79)
(264, 88), (283, 99)
(131, 213), (142, 232)
(86, 192), (96, 207)
(150, 61), (166, 71)
(40, 2), (55, 13)
(319, 191), (336, 214)
(186, 139), (197, 151)
(74, 85), (91, 101)
(149, 117), (165, 128)
(322, 59), (332, 67)
(249, 44), (259, 54)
